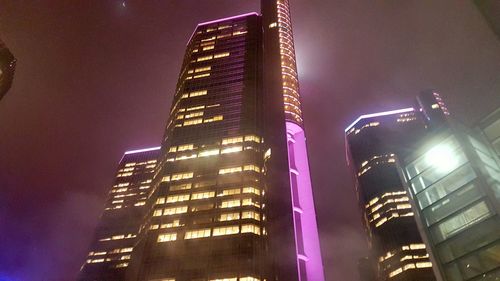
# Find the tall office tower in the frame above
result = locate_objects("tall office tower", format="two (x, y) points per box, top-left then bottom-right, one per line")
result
(80, 1), (324, 280)
(78, 147), (160, 281)
(477, 106), (500, 157)
(400, 122), (500, 280)
(0, 38), (16, 100)
(474, 0), (500, 39)
(345, 107), (437, 281)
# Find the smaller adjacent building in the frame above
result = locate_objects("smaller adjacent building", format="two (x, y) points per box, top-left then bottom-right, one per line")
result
(77, 147), (160, 281)
(0, 38), (16, 100)
(399, 113), (500, 280)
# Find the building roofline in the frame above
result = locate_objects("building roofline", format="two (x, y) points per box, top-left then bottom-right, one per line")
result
(124, 146), (161, 155)
(186, 12), (260, 45)
(344, 107), (415, 133)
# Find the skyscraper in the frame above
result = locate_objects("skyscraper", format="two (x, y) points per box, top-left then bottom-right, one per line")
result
(78, 147), (160, 281)
(80, 1), (324, 281)
(345, 107), (437, 281)
(0, 38), (16, 100)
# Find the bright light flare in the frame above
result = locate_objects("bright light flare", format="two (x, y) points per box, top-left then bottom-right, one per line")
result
(425, 144), (458, 173)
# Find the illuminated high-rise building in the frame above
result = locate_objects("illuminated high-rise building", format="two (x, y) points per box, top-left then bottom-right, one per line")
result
(78, 147), (160, 281)
(79, 1), (324, 281)
(344, 91), (452, 281)
(0, 38), (16, 100)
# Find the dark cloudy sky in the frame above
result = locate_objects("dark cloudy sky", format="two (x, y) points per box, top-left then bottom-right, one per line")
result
(0, 1), (499, 281)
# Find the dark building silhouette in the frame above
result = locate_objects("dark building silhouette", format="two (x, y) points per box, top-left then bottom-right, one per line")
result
(0, 38), (16, 100)
(78, 1), (324, 281)
(78, 147), (160, 281)
(474, 0), (500, 39)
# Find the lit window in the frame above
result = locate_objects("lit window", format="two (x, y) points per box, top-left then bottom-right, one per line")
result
(202, 45), (214, 51)
(214, 52), (230, 58)
(163, 206), (188, 215)
(184, 118), (203, 126)
(195, 66), (211, 73)
(240, 277), (260, 281)
(241, 224), (261, 235)
(153, 209), (163, 216)
(170, 183), (192, 191)
(189, 90), (208, 97)
(199, 149), (219, 157)
(169, 147), (177, 153)
(204, 115), (223, 123)
(213, 225), (239, 236)
(201, 36), (216, 42)
(243, 165), (261, 173)
(185, 228), (211, 239)
(242, 198), (260, 207)
(269, 22), (277, 28)
(197, 55), (213, 62)
(233, 30), (247, 36)
(219, 166), (242, 175)
(222, 136), (244, 145)
(134, 201), (146, 206)
(220, 199), (241, 208)
(219, 212), (240, 221)
(242, 211), (260, 221)
(244, 135), (261, 143)
(160, 220), (181, 229)
(242, 187), (261, 195)
(157, 232), (177, 242)
(187, 105), (205, 111)
(166, 194), (190, 203)
(217, 188), (241, 197)
(115, 262), (128, 268)
(221, 146), (242, 154)
(191, 191), (215, 200)
(169, 172), (194, 181)
(193, 73), (210, 79)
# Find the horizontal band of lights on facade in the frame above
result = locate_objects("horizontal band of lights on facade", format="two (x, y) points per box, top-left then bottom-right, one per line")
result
(186, 12), (260, 45)
(345, 107), (415, 132)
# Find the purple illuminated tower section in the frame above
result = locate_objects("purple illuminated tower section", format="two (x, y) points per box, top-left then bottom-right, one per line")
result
(262, 1), (325, 280)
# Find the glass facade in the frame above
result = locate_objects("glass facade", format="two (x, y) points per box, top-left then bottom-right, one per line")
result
(402, 129), (500, 281)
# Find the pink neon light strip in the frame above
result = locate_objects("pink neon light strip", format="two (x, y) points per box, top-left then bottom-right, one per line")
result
(124, 146), (161, 155)
(344, 107), (414, 132)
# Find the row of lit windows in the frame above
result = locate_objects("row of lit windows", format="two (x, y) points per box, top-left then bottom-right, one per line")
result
(176, 115), (224, 127)
(166, 145), (262, 163)
(167, 135), (261, 154)
(86, 255), (131, 264)
(99, 233), (136, 242)
(155, 187), (260, 205)
(379, 244), (428, 263)
(388, 262), (432, 278)
(153, 198), (261, 217)
(124, 160), (157, 167)
(180, 89), (208, 100)
(349, 121), (380, 135)
(157, 223), (261, 242)
(88, 247), (132, 257)
(151, 211), (260, 230)
(219, 165), (261, 174)
(358, 154), (397, 176)
(156, 277), (260, 281)
(196, 52), (230, 62)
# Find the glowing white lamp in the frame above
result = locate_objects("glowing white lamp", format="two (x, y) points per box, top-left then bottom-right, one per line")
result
(425, 143), (459, 173)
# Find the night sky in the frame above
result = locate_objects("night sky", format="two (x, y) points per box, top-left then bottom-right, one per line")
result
(1, 1), (499, 281)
